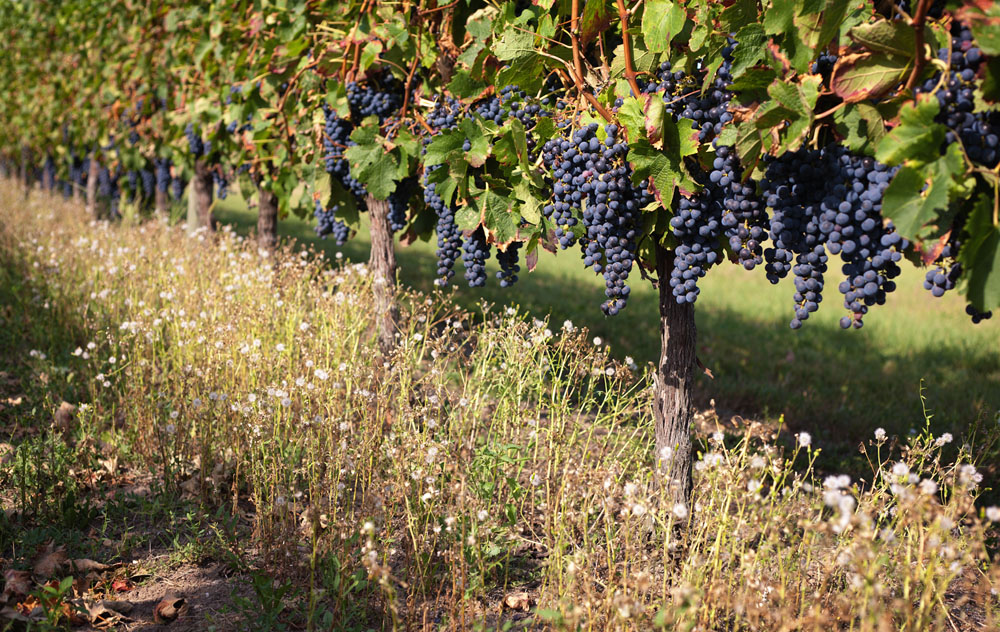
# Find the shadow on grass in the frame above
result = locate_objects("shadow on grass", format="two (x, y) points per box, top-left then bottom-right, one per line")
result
(215, 203), (1000, 449)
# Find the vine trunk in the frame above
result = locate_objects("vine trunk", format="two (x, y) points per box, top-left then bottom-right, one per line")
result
(257, 186), (278, 252)
(654, 243), (696, 506)
(367, 195), (398, 357)
(192, 160), (215, 231)
(85, 155), (99, 220)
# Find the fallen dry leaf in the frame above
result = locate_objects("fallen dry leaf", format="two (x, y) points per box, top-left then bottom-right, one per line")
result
(53, 401), (77, 434)
(110, 577), (132, 592)
(503, 591), (532, 611)
(180, 476), (200, 496)
(69, 559), (114, 574)
(87, 600), (132, 628)
(2, 569), (32, 600)
(153, 594), (188, 624)
(33, 543), (68, 578)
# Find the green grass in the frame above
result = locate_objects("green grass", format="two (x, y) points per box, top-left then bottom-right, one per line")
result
(215, 196), (1000, 446)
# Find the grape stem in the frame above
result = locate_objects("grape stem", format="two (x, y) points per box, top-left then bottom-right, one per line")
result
(615, 0), (642, 98)
(903, 0), (932, 91)
(570, 0), (615, 123)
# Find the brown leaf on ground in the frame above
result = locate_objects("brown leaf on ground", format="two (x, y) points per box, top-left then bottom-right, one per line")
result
(32, 543), (67, 578)
(2, 569), (33, 601)
(53, 401), (76, 435)
(503, 591), (532, 611)
(110, 577), (132, 592)
(87, 600), (133, 628)
(69, 559), (116, 574)
(153, 594), (188, 624)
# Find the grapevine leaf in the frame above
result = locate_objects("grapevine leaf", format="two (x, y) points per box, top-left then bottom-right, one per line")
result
(459, 117), (490, 168)
(959, 195), (1000, 311)
(832, 102), (886, 153)
(345, 143), (398, 200)
(764, 0), (796, 35)
(874, 96), (945, 166)
(719, 0), (757, 33)
(423, 128), (465, 167)
(795, 0), (849, 53)
(480, 189), (520, 245)
(729, 24), (767, 79)
(847, 19), (917, 59)
(628, 116), (699, 204)
(618, 96), (646, 141)
(641, 0), (687, 53)
(448, 70), (488, 99)
(513, 178), (541, 225)
(493, 30), (536, 63)
(881, 150), (958, 240)
(581, 0), (613, 47)
(831, 53), (910, 103)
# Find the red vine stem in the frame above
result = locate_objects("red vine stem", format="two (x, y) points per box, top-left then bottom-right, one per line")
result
(903, 0), (931, 91)
(615, 0), (642, 98)
(570, 0), (614, 123)
(398, 3), (424, 124)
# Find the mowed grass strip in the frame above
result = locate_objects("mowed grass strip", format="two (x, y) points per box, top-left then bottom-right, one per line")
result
(214, 198), (1000, 446)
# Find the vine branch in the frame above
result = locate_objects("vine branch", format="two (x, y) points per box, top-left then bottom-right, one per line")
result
(903, 0), (931, 91)
(570, 0), (614, 123)
(615, 0), (642, 98)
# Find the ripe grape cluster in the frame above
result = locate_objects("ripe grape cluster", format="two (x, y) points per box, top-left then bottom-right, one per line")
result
(917, 24), (998, 169)
(424, 167), (463, 286)
(139, 168), (154, 202)
(541, 122), (647, 314)
(760, 146), (906, 329)
(322, 105), (368, 206)
(422, 98), (465, 285)
(462, 227), (491, 287)
(669, 143), (765, 305)
(347, 72), (403, 123)
(185, 124), (209, 157)
(496, 242), (521, 288)
(314, 199), (351, 245)
(155, 158), (171, 193)
(213, 168), (229, 200)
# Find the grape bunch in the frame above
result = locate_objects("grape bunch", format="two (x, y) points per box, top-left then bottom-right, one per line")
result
(496, 242), (521, 288)
(760, 146), (906, 329)
(542, 122), (647, 314)
(155, 158), (171, 193)
(424, 166), (463, 286)
(314, 199), (351, 245)
(139, 168), (154, 202)
(917, 24), (999, 169)
(462, 226), (491, 288)
(214, 168), (229, 200)
(347, 72), (402, 123)
(185, 123), (208, 157)
(922, 233), (994, 323)
(387, 178), (415, 232)
(322, 105), (368, 206)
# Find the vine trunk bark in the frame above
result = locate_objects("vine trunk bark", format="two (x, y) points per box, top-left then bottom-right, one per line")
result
(85, 155), (99, 219)
(154, 186), (169, 219)
(19, 146), (32, 199)
(256, 186), (278, 253)
(653, 243), (697, 507)
(367, 194), (398, 357)
(191, 160), (215, 231)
